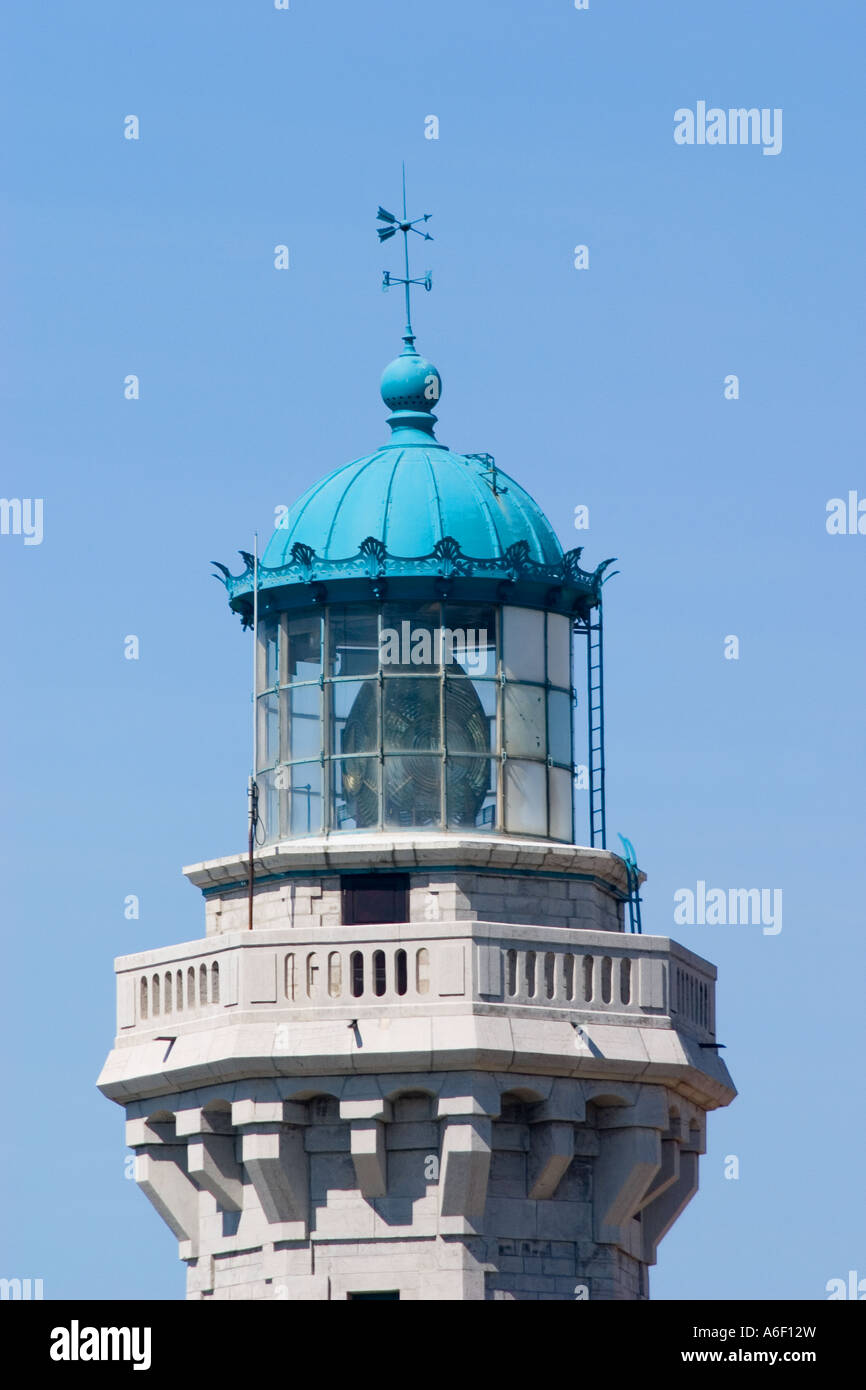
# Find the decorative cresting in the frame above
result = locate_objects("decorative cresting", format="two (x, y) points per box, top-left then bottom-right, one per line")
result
(213, 538), (614, 628)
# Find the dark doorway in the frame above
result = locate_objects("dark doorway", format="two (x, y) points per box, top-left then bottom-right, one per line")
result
(342, 874), (409, 926)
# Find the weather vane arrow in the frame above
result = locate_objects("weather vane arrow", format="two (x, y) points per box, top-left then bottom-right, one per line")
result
(377, 163), (433, 352)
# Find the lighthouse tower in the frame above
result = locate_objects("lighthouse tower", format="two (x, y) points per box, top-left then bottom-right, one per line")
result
(98, 194), (735, 1301)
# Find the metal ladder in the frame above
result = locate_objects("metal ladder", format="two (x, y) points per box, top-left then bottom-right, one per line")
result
(586, 605), (606, 848)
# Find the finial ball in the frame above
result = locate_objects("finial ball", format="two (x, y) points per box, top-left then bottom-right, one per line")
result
(381, 353), (442, 414)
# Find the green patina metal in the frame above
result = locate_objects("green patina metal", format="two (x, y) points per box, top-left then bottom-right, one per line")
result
(214, 535), (612, 628)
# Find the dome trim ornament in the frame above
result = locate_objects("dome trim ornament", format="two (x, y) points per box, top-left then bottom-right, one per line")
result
(213, 537), (615, 628)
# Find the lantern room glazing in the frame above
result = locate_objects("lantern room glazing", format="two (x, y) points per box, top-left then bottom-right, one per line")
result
(255, 600), (574, 843)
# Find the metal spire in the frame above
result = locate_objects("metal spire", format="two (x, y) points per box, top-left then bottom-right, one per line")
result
(377, 163), (433, 353)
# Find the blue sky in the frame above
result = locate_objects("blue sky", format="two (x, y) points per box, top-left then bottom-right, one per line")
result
(1, 0), (863, 1300)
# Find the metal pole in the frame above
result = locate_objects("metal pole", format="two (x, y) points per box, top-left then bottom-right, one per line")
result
(248, 533), (259, 930)
(402, 163), (412, 343)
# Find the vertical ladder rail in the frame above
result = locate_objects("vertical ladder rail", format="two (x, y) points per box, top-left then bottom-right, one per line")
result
(587, 603), (606, 848)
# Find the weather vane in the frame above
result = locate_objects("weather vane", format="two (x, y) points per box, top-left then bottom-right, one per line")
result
(377, 163), (433, 351)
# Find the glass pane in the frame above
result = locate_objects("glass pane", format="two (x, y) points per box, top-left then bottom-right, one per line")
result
(443, 605), (497, 677)
(329, 605), (379, 677)
(286, 611), (321, 683)
(257, 692), (280, 770)
(504, 684), (545, 757)
(287, 684), (321, 761)
(381, 602), (441, 670)
(502, 606), (544, 681)
(446, 757), (496, 829)
(384, 754), (441, 828)
(287, 762), (322, 836)
(547, 690), (572, 765)
(548, 766), (573, 842)
(504, 760), (547, 836)
(445, 677), (494, 754)
(332, 679), (378, 756)
(257, 617), (279, 690)
(258, 766), (283, 841)
(383, 676), (440, 751)
(547, 612), (571, 689)
(333, 756), (378, 830)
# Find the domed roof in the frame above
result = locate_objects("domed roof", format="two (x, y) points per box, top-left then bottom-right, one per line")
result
(263, 346), (561, 569)
(215, 347), (612, 623)
(263, 443), (563, 570)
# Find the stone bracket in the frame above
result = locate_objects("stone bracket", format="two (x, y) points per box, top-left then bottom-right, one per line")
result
(347, 1120), (387, 1198)
(135, 1145), (200, 1242)
(528, 1122), (575, 1200)
(241, 1124), (309, 1230)
(636, 1137), (679, 1211)
(594, 1127), (661, 1247)
(438, 1116), (493, 1225)
(641, 1151), (700, 1265)
(186, 1133), (244, 1212)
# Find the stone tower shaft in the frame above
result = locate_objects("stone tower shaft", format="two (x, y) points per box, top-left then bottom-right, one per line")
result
(99, 836), (734, 1300)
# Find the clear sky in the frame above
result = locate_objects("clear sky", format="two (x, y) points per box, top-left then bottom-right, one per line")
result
(1, 0), (863, 1301)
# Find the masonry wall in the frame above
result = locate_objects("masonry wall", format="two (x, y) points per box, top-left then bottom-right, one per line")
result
(123, 1075), (709, 1302)
(204, 871), (623, 937)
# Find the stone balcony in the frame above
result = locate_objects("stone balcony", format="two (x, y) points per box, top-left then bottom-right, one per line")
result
(99, 921), (734, 1113)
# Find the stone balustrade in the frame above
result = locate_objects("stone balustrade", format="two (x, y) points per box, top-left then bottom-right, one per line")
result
(114, 924), (717, 1043)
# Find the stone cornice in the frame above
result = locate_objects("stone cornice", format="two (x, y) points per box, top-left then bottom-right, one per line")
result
(183, 834), (637, 899)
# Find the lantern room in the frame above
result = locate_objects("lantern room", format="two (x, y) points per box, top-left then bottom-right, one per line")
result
(216, 346), (613, 847)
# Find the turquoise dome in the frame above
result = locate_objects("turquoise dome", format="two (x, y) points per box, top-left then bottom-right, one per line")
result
(216, 345), (611, 624)
(261, 346), (562, 569)
(263, 444), (563, 569)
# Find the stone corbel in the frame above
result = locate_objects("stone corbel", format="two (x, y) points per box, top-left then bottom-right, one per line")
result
(640, 1151), (700, 1265)
(635, 1136), (679, 1210)
(528, 1123), (575, 1200)
(438, 1116), (493, 1227)
(175, 1107), (244, 1213)
(593, 1127), (662, 1248)
(125, 1115), (200, 1242)
(339, 1097), (393, 1199)
(232, 1099), (309, 1232)
(526, 1079), (585, 1199)
(436, 1081), (498, 1232)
